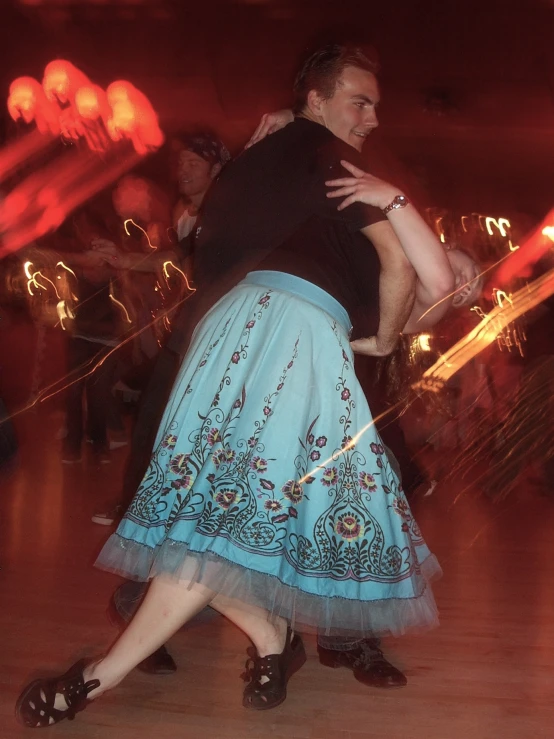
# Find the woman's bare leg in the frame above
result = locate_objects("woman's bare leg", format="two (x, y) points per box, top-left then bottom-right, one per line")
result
(82, 576), (215, 699)
(62, 581), (288, 707)
(211, 594), (289, 659)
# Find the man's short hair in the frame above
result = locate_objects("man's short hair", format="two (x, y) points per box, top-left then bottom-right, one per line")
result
(293, 44), (379, 114)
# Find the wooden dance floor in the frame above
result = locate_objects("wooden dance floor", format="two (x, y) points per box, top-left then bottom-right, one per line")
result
(2, 410), (553, 738)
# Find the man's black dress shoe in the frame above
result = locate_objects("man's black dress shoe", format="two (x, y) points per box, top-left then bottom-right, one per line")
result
(137, 645), (177, 675)
(318, 639), (407, 688)
(108, 591), (177, 675)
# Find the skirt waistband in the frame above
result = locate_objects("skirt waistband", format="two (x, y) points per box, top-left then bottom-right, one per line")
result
(241, 271), (352, 335)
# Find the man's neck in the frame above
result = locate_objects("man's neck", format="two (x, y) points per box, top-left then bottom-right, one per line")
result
(297, 109), (323, 127)
(298, 109), (361, 152)
(188, 190), (208, 210)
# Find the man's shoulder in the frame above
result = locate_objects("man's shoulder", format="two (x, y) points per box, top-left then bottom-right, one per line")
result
(316, 135), (363, 170)
(215, 119), (324, 185)
(247, 117), (327, 156)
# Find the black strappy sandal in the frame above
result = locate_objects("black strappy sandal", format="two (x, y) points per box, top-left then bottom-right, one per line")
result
(242, 627), (307, 710)
(15, 659), (100, 728)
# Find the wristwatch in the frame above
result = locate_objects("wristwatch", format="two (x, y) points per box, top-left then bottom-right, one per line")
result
(382, 194), (410, 215)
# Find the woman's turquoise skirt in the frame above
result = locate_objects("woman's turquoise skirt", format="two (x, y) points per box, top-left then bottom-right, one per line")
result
(96, 271), (441, 636)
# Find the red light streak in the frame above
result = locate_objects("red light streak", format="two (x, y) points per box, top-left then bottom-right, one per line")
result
(495, 210), (554, 286)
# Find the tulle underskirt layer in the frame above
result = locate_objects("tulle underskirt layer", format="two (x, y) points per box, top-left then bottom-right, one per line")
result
(97, 534), (441, 638)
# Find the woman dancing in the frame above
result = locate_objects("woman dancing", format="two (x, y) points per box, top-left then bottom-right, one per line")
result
(16, 44), (454, 727)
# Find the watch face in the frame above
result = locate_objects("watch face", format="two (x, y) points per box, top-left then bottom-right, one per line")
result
(383, 194), (409, 214)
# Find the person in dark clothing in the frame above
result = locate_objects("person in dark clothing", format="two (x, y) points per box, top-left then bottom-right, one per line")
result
(90, 132), (231, 519)
(0, 397), (17, 473)
(54, 208), (128, 465)
(62, 266), (124, 464)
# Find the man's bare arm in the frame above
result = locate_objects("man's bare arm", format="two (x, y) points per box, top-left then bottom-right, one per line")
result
(355, 220), (416, 356)
(91, 238), (182, 274)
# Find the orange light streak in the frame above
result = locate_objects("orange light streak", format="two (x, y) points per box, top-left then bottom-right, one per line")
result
(416, 267), (554, 391)
(23, 260), (61, 298)
(162, 260), (196, 292)
(35, 272), (61, 299)
(109, 293), (132, 323)
(56, 300), (74, 330)
(493, 288), (513, 308)
(418, 333), (431, 352)
(56, 261), (76, 279)
(124, 218), (157, 250)
(492, 289), (521, 354)
(485, 217), (510, 237)
(470, 305), (487, 320)
(434, 216), (446, 243)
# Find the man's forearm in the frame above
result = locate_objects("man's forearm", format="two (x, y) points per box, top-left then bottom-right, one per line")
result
(49, 251), (94, 267)
(378, 263), (416, 344)
(118, 250), (181, 273)
(120, 251), (161, 272)
(362, 220), (416, 349)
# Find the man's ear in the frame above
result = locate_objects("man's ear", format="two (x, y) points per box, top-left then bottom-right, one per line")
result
(306, 89), (326, 118)
(210, 162), (222, 180)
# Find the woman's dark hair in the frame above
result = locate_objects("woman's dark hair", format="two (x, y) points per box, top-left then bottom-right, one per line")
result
(293, 44), (379, 114)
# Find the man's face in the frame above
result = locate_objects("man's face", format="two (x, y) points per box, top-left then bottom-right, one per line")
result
(177, 150), (214, 199)
(316, 66), (380, 152)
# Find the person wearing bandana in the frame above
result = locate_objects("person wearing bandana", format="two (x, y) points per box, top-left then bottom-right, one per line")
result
(94, 131), (230, 278)
(172, 132), (232, 242)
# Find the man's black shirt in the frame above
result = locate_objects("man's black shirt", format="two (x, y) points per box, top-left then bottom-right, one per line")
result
(169, 118), (385, 354)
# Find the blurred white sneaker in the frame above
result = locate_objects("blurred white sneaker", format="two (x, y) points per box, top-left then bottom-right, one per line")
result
(91, 505), (123, 526)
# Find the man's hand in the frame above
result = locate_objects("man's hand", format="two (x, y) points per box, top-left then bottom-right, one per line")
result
(91, 238), (129, 268)
(80, 250), (108, 268)
(91, 237), (118, 255)
(350, 334), (400, 357)
(244, 109), (294, 149)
